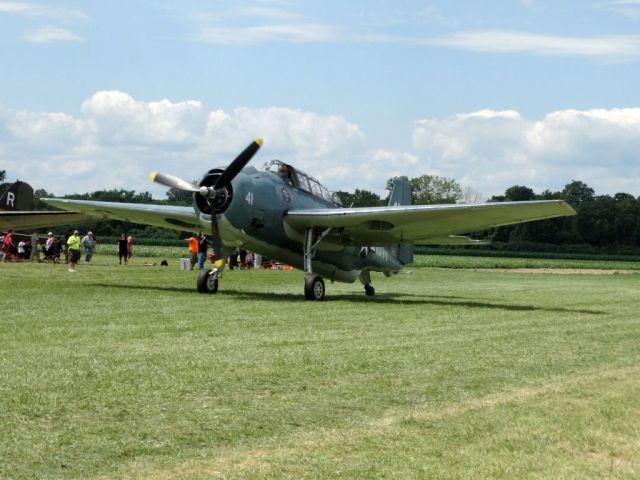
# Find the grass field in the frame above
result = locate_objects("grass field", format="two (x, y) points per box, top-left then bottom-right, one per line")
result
(1, 252), (640, 479)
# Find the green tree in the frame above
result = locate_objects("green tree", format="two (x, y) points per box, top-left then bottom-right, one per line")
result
(562, 180), (595, 208)
(337, 189), (383, 208)
(0, 170), (5, 182)
(166, 187), (193, 205)
(386, 175), (462, 205)
(504, 185), (535, 201)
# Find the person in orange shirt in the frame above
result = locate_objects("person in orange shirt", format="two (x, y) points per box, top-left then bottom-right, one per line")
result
(185, 233), (199, 270)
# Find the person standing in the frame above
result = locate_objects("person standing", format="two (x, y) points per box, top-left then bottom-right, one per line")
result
(63, 230), (72, 264)
(17, 239), (26, 260)
(197, 234), (209, 270)
(29, 232), (40, 262)
(2, 230), (15, 262)
(66, 230), (81, 272)
(127, 235), (133, 260)
(117, 234), (128, 265)
(185, 233), (199, 270)
(81, 231), (96, 263)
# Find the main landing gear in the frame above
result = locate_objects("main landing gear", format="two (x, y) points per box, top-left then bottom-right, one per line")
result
(303, 228), (332, 301)
(302, 228), (376, 300)
(197, 268), (220, 294)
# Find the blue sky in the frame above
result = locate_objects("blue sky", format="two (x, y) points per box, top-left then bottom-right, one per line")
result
(1, 0), (639, 199)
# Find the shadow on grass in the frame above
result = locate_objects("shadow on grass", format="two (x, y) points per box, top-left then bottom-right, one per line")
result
(90, 282), (604, 315)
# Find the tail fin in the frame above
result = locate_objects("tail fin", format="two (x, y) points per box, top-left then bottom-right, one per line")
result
(0, 180), (34, 211)
(388, 179), (414, 265)
(388, 179), (411, 207)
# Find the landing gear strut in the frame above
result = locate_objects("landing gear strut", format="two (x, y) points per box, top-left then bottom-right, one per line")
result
(303, 227), (331, 301)
(360, 271), (375, 297)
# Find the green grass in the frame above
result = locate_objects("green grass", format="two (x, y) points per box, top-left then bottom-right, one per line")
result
(1, 253), (640, 478)
(412, 254), (640, 270)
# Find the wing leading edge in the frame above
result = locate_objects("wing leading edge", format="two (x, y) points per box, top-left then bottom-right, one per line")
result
(42, 198), (202, 232)
(284, 200), (576, 246)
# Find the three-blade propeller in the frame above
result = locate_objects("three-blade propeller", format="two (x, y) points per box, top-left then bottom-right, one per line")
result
(149, 138), (263, 260)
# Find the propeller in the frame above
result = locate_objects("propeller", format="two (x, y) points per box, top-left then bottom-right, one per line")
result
(149, 138), (264, 261)
(148, 171), (201, 193)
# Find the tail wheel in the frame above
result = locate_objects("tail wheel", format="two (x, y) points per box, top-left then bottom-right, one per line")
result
(304, 275), (325, 301)
(364, 284), (375, 296)
(197, 269), (219, 294)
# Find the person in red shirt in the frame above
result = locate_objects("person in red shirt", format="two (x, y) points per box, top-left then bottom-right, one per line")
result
(2, 229), (16, 262)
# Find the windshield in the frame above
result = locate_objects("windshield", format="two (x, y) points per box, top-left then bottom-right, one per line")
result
(262, 160), (340, 205)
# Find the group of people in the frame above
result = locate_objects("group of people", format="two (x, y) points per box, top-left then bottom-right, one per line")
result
(184, 233), (255, 270)
(51, 230), (97, 272)
(185, 233), (209, 270)
(1, 229), (135, 272)
(117, 234), (134, 265)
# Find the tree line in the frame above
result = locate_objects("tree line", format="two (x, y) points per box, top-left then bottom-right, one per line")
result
(2, 172), (639, 253)
(337, 175), (640, 253)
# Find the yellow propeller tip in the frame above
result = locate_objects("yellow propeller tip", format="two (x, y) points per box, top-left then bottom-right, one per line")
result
(148, 171), (157, 181)
(255, 138), (264, 146)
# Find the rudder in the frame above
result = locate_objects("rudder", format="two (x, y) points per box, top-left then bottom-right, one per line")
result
(0, 181), (34, 211)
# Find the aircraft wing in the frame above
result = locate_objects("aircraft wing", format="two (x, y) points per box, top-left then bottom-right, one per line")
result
(0, 211), (91, 231)
(284, 200), (576, 246)
(42, 198), (202, 232)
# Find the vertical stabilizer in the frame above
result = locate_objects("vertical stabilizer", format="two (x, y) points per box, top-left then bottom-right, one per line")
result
(388, 179), (411, 207)
(0, 181), (34, 211)
(388, 179), (414, 265)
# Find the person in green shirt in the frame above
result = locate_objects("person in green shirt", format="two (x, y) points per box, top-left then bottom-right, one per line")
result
(67, 230), (81, 272)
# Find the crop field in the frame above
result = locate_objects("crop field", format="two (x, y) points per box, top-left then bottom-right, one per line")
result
(1, 251), (640, 479)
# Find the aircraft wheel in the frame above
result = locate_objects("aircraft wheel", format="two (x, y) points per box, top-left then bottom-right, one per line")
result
(197, 269), (219, 294)
(304, 275), (325, 301)
(364, 284), (375, 297)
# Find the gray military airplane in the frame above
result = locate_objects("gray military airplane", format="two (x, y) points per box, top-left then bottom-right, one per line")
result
(43, 138), (576, 300)
(0, 180), (89, 231)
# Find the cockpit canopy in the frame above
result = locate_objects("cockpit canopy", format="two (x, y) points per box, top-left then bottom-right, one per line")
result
(262, 160), (343, 207)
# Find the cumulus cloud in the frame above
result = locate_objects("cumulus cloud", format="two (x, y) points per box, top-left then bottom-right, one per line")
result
(413, 108), (640, 196)
(0, 91), (367, 196)
(1, 91), (639, 199)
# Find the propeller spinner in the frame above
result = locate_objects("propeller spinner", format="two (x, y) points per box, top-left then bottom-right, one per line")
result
(149, 138), (263, 259)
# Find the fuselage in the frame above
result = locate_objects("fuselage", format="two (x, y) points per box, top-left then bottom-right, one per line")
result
(196, 164), (403, 283)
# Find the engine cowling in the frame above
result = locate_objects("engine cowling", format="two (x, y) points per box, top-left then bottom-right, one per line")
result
(194, 169), (234, 215)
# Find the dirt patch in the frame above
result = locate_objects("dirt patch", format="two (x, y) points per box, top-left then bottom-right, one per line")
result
(472, 268), (638, 275)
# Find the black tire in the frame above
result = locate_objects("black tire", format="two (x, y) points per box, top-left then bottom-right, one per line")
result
(364, 284), (375, 297)
(304, 275), (325, 301)
(197, 269), (219, 294)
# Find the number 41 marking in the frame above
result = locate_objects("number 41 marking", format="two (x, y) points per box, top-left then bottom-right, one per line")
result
(245, 192), (254, 205)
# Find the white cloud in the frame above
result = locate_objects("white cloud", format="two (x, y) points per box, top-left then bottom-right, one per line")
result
(22, 26), (83, 43)
(191, 19), (640, 61)
(413, 108), (640, 197)
(0, 1), (87, 20)
(80, 91), (207, 147)
(193, 23), (342, 44)
(0, 91), (367, 196)
(1, 92), (639, 199)
(425, 30), (640, 60)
